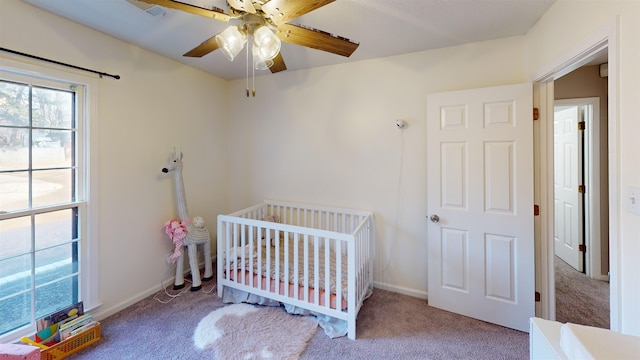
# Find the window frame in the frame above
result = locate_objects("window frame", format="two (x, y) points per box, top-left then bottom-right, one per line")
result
(0, 56), (100, 343)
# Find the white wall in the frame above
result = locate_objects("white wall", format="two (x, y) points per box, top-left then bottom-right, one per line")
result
(525, 0), (640, 334)
(1, 0), (229, 319)
(226, 37), (528, 297)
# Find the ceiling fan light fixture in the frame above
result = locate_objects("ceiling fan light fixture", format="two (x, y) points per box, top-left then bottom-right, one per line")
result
(253, 25), (281, 60)
(252, 45), (274, 70)
(215, 25), (247, 61)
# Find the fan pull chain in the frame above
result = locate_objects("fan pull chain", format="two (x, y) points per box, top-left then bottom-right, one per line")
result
(250, 34), (256, 97)
(246, 40), (250, 97)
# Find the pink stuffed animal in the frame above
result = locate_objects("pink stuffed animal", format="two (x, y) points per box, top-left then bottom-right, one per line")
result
(164, 218), (190, 263)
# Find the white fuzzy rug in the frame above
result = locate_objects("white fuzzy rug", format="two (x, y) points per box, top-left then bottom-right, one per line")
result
(193, 304), (318, 359)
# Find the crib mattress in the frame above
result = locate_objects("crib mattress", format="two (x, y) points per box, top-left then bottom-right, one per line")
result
(225, 239), (348, 307)
(228, 269), (348, 310)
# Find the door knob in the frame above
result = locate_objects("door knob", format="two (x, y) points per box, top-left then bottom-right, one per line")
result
(429, 214), (440, 223)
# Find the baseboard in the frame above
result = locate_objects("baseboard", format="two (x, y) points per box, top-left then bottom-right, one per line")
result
(593, 274), (609, 282)
(91, 256), (214, 321)
(91, 282), (165, 321)
(373, 281), (428, 300)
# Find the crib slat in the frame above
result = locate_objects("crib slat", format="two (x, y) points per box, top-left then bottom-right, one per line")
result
(231, 223), (238, 283)
(283, 231), (289, 298)
(224, 222), (231, 283)
(293, 233), (299, 301)
(324, 237), (330, 309)
(312, 210), (316, 230)
(258, 225), (263, 291)
(303, 234), (309, 303)
(322, 210), (326, 232)
(336, 238), (342, 309)
(248, 226), (254, 288)
(313, 236), (320, 306)
(275, 228), (280, 296)
(266, 227), (271, 293)
(240, 224), (246, 285)
(348, 223), (357, 340)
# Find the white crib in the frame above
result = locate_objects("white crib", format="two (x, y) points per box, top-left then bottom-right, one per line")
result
(217, 200), (374, 340)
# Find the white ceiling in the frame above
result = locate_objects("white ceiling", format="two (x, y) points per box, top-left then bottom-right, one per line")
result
(22, 0), (557, 81)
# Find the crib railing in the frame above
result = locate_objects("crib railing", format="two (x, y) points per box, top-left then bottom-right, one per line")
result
(217, 200), (374, 339)
(229, 200), (370, 233)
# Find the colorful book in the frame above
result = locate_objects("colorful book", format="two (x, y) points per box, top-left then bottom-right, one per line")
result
(59, 314), (94, 340)
(69, 321), (97, 336)
(59, 314), (92, 331)
(36, 301), (84, 331)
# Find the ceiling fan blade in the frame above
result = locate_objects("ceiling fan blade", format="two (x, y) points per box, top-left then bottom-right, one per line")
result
(262, 0), (335, 26)
(270, 52), (287, 73)
(227, 0), (256, 14)
(137, 0), (230, 22)
(275, 23), (359, 57)
(183, 34), (220, 57)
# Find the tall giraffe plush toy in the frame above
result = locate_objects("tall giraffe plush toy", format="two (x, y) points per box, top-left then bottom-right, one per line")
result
(162, 149), (213, 291)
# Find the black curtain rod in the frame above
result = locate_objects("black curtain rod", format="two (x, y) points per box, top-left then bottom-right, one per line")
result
(1, 47), (121, 80)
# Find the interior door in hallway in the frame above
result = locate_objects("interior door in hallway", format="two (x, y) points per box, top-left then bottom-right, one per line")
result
(553, 105), (584, 272)
(427, 83), (534, 332)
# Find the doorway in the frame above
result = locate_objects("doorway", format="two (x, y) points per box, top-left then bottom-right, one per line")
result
(532, 20), (619, 330)
(553, 95), (606, 279)
(553, 94), (610, 328)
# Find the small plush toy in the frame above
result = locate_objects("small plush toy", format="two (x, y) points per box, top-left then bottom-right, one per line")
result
(260, 215), (280, 246)
(223, 244), (250, 266)
(164, 218), (190, 263)
(192, 216), (205, 228)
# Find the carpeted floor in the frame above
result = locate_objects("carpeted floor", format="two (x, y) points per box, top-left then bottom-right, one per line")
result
(193, 303), (318, 359)
(65, 259), (608, 360)
(554, 255), (609, 328)
(68, 279), (529, 359)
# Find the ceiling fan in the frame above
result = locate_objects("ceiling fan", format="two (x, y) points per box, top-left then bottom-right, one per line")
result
(137, 0), (360, 78)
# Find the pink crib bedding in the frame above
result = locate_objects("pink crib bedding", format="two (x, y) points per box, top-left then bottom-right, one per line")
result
(224, 238), (349, 310)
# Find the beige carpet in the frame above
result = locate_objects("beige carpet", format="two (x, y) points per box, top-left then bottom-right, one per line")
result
(68, 276), (529, 359)
(193, 303), (318, 360)
(554, 256), (609, 328)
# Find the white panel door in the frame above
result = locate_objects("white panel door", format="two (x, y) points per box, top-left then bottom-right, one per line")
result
(427, 83), (534, 332)
(553, 106), (584, 272)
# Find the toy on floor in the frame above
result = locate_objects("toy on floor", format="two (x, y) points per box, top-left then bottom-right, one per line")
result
(162, 148), (213, 291)
(0, 343), (41, 360)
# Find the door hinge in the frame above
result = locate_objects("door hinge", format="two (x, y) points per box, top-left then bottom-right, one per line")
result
(533, 108), (539, 121)
(579, 244), (586, 252)
(534, 205), (540, 216)
(578, 121), (586, 130)
(579, 185), (586, 193)
(535, 291), (541, 302)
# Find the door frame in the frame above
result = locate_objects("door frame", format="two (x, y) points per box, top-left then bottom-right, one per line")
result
(532, 20), (619, 330)
(554, 97), (602, 280)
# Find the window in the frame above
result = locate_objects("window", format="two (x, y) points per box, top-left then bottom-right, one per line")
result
(0, 61), (97, 340)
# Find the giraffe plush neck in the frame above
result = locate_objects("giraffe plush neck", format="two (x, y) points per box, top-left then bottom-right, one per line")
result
(162, 149), (189, 222)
